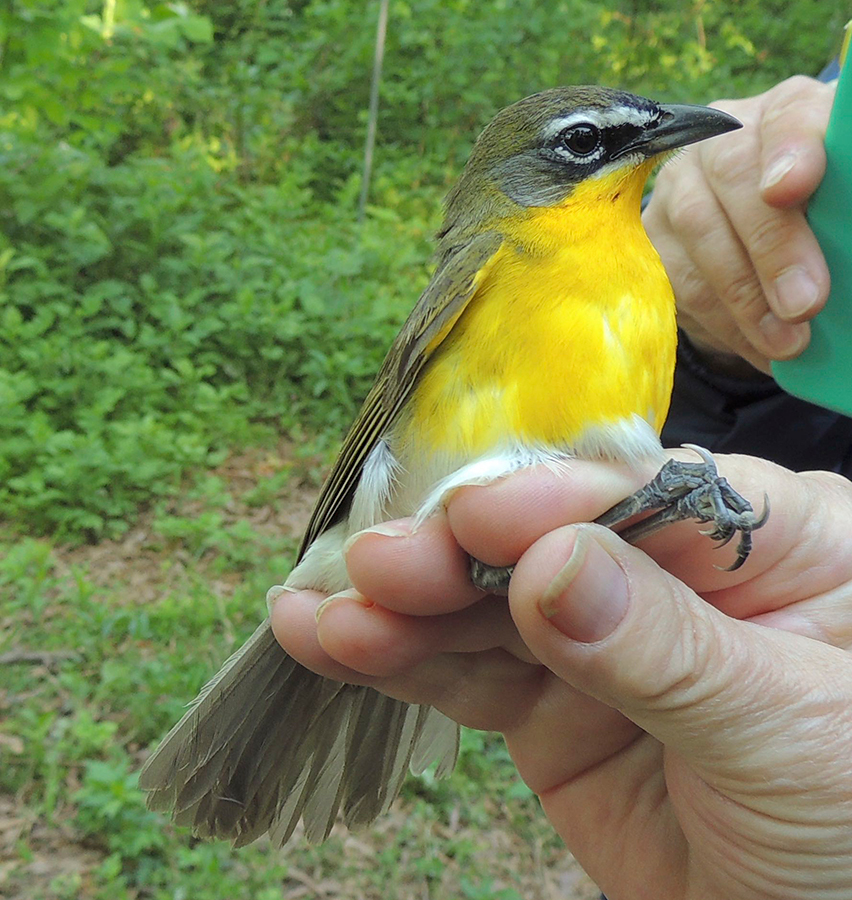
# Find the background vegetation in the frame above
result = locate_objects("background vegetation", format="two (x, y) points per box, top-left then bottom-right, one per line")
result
(1, 1), (847, 898)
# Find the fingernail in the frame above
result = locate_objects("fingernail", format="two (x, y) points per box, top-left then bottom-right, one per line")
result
(315, 589), (372, 623)
(266, 583), (297, 612)
(773, 265), (820, 320)
(539, 530), (629, 643)
(758, 311), (809, 356)
(761, 151), (798, 191)
(343, 520), (412, 556)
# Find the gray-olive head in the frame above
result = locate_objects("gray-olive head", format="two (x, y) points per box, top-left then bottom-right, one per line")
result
(437, 85), (740, 255)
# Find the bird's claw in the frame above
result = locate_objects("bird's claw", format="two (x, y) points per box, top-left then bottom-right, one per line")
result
(595, 445), (769, 570)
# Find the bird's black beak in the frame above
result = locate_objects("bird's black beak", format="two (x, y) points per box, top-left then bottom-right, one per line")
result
(614, 103), (742, 160)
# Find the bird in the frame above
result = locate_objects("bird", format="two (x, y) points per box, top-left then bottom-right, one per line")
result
(140, 85), (761, 848)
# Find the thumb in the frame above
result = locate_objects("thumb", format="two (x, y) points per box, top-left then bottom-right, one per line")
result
(508, 523), (837, 772)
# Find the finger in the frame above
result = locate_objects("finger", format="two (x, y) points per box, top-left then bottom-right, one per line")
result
(641, 454), (852, 620)
(379, 648), (549, 732)
(314, 589), (536, 676)
(647, 214), (771, 370)
(270, 588), (377, 685)
(701, 99), (829, 331)
(270, 589), (546, 732)
(315, 590), (442, 676)
(711, 469), (852, 648)
(447, 452), (766, 593)
(443, 451), (852, 621)
(657, 141), (808, 364)
(749, 586), (852, 651)
(509, 523), (852, 786)
(759, 76), (833, 208)
(345, 513), (483, 615)
(500, 669), (643, 796)
(508, 524), (852, 894)
(690, 122), (811, 356)
(445, 460), (654, 566)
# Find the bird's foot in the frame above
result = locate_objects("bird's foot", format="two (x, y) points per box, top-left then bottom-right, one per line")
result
(466, 445), (768, 592)
(594, 444), (769, 571)
(469, 558), (513, 595)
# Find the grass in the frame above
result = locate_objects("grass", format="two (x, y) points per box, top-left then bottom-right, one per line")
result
(0, 445), (599, 900)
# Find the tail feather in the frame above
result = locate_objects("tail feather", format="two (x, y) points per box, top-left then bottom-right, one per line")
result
(139, 620), (459, 846)
(231, 673), (351, 846)
(301, 710), (350, 843)
(341, 690), (418, 826)
(141, 621), (285, 807)
(410, 705), (461, 777)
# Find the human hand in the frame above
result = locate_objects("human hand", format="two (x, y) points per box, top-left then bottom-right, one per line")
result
(643, 76), (835, 374)
(272, 455), (852, 898)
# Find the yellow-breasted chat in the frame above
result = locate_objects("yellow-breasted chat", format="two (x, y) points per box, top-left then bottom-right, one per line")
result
(140, 85), (761, 848)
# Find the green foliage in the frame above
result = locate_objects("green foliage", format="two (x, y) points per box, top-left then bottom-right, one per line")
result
(192, 0), (849, 184)
(0, 0), (846, 542)
(0, 126), (431, 539)
(0, 0), (213, 157)
(74, 758), (168, 864)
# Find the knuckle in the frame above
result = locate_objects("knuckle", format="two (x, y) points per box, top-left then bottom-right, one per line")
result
(672, 268), (715, 317)
(709, 96), (759, 127)
(761, 76), (833, 128)
(706, 134), (754, 185)
(743, 213), (794, 265)
(801, 470), (852, 505)
(769, 74), (821, 103)
(629, 599), (726, 710)
(708, 97), (744, 116)
(720, 266), (766, 319)
(666, 191), (715, 239)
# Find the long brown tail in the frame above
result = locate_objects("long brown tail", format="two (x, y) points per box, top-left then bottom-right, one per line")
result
(138, 620), (459, 847)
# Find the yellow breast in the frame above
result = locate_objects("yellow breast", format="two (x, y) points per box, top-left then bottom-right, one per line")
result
(399, 163), (677, 465)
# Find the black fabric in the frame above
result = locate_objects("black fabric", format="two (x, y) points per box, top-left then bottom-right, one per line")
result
(662, 330), (852, 475)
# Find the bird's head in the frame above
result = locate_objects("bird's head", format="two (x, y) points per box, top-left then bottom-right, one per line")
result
(438, 86), (741, 256)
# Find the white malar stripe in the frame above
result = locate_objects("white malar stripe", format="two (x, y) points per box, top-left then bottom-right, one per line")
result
(605, 104), (658, 128)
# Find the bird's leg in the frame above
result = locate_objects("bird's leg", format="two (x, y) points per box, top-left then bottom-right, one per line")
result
(595, 444), (769, 572)
(468, 444), (768, 593)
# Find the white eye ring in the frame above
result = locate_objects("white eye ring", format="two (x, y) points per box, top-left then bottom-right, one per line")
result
(558, 123), (601, 157)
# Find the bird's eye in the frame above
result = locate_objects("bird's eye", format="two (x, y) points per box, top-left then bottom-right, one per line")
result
(560, 124), (600, 156)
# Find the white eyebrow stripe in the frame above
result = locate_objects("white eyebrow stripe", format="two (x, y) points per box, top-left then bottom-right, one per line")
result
(541, 111), (602, 141)
(541, 105), (657, 141)
(606, 104), (657, 127)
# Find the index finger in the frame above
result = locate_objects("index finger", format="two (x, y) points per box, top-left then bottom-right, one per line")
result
(449, 454), (852, 618)
(759, 76), (833, 208)
(345, 461), (656, 615)
(699, 78), (829, 328)
(699, 98), (829, 329)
